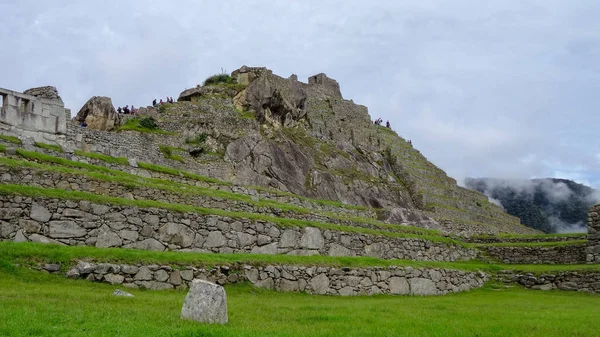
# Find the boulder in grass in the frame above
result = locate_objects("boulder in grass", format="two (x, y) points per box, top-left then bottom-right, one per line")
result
(181, 279), (228, 324)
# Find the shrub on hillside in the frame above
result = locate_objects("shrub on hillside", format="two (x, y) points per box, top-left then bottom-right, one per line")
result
(139, 117), (158, 130)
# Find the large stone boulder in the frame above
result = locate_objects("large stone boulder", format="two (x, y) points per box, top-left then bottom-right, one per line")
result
(241, 68), (307, 127)
(75, 96), (120, 130)
(181, 279), (228, 324)
(23, 86), (64, 104)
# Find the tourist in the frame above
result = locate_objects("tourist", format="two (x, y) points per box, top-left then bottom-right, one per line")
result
(159, 99), (163, 105)
(386, 120), (390, 128)
(117, 107), (122, 114)
(152, 99), (157, 107)
(124, 105), (130, 114)
(131, 105), (136, 115)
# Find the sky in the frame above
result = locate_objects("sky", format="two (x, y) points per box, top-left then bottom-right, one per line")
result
(1, 0), (599, 188)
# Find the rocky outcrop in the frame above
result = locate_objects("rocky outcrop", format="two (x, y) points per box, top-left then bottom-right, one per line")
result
(181, 280), (228, 324)
(75, 96), (120, 130)
(23, 86), (63, 104)
(382, 208), (441, 231)
(243, 70), (307, 127)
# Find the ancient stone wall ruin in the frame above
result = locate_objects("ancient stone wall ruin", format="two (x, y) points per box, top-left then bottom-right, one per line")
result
(0, 196), (478, 262)
(45, 261), (489, 296)
(481, 244), (586, 265)
(0, 87), (69, 144)
(587, 205), (600, 263)
(497, 270), (600, 293)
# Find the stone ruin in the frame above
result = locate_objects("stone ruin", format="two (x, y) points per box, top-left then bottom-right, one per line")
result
(0, 86), (69, 144)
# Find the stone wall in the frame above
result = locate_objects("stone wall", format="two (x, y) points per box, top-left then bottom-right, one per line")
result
(587, 205), (600, 263)
(481, 244), (586, 264)
(0, 196), (478, 262)
(49, 260), (488, 296)
(467, 235), (586, 244)
(0, 87), (68, 144)
(497, 270), (600, 293)
(0, 165), (389, 234)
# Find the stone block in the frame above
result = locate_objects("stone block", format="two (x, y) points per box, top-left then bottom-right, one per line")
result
(181, 279), (228, 324)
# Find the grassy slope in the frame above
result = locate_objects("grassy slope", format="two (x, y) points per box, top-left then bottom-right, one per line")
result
(0, 263), (598, 337)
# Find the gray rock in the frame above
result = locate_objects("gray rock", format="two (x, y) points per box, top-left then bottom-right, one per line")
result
(91, 204), (110, 215)
(104, 273), (125, 285)
(338, 286), (355, 296)
(128, 158), (138, 168)
(0, 221), (15, 238)
(42, 264), (61, 272)
(299, 227), (324, 250)
(251, 242), (278, 255)
(204, 232), (227, 248)
(105, 212), (127, 223)
(245, 269), (259, 283)
(19, 219), (41, 233)
(66, 267), (80, 279)
(531, 284), (553, 291)
(310, 273), (330, 295)
(155, 269), (169, 282)
(96, 231), (123, 248)
(13, 229), (27, 243)
(48, 221), (87, 238)
(279, 230), (298, 248)
(113, 289), (134, 297)
(158, 223), (195, 248)
(134, 266), (153, 281)
(389, 277), (410, 295)
(180, 270), (194, 281)
(237, 232), (256, 247)
(279, 279), (299, 292)
(75, 96), (121, 130)
(328, 243), (353, 257)
(181, 279), (228, 324)
(29, 234), (64, 245)
(123, 238), (165, 251)
(119, 230), (139, 242)
(139, 281), (174, 291)
(409, 278), (438, 296)
(77, 261), (96, 274)
(30, 203), (52, 222)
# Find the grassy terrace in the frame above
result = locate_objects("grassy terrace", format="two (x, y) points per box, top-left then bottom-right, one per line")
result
(0, 184), (466, 247)
(1, 263), (599, 337)
(21, 147), (370, 212)
(0, 155), (439, 237)
(3, 242), (600, 274)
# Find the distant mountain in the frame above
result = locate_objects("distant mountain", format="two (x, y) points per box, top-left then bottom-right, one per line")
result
(464, 178), (600, 234)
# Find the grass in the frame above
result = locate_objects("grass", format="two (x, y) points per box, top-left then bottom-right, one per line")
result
(0, 135), (22, 144)
(0, 261), (598, 337)
(204, 73), (233, 86)
(0, 183), (469, 247)
(159, 145), (185, 163)
(117, 118), (173, 134)
(474, 232), (589, 239)
(74, 150), (129, 165)
(34, 142), (62, 152)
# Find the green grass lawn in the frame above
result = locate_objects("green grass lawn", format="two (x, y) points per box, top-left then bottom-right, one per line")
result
(0, 262), (598, 337)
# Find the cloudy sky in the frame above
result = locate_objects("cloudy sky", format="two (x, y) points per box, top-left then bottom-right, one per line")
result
(2, 0), (599, 188)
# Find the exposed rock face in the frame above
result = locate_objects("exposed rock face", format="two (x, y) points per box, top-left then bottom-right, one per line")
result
(181, 279), (228, 324)
(75, 96), (120, 130)
(382, 208), (441, 231)
(241, 67), (307, 127)
(23, 86), (63, 104)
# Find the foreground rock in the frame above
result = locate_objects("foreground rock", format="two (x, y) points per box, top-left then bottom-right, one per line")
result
(75, 96), (120, 130)
(181, 279), (228, 324)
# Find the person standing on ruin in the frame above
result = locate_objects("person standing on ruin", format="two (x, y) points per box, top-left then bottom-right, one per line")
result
(386, 120), (390, 128)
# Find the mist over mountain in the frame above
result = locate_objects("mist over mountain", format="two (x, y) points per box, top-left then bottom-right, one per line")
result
(464, 178), (600, 234)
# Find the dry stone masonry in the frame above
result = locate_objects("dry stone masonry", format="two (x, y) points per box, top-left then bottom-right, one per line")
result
(0, 196), (478, 262)
(482, 244), (586, 265)
(587, 205), (600, 263)
(55, 260), (489, 296)
(497, 270), (600, 293)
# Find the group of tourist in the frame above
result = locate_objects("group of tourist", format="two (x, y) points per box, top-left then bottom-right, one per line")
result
(117, 105), (136, 115)
(152, 97), (175, 107)
(374, 118), (391, 128)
